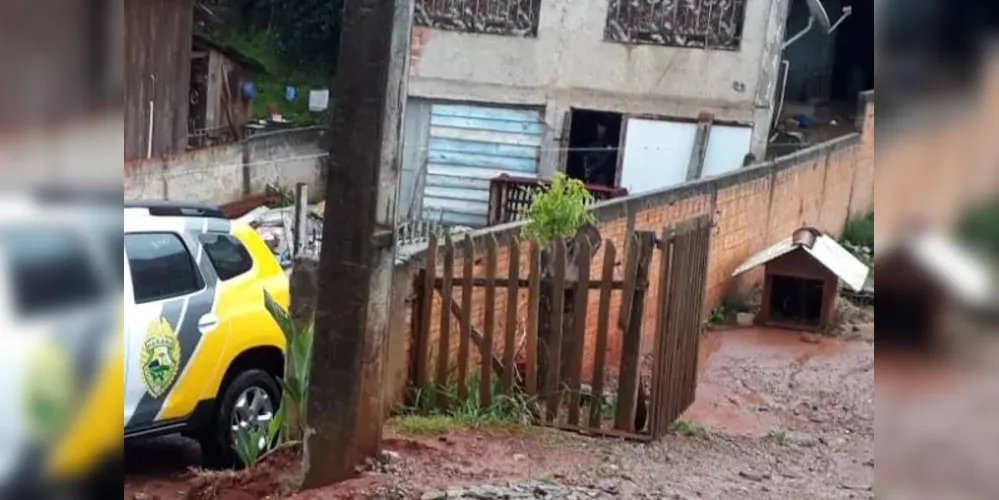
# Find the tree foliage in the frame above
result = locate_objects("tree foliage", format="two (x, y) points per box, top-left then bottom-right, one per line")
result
(199, 0), (343, 74)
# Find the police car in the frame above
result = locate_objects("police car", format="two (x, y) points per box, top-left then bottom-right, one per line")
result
(123, 201), (290, 467)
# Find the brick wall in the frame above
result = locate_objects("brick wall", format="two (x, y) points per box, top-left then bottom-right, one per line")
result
(391, 96), (876, 397)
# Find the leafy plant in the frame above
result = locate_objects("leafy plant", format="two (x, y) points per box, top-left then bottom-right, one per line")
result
(520, 173), (597, 247)
(707, 305), (733, 326)
(233, 409), (286, 466)
(265, 182), (295, 208)
(671, 419), (710, 438)
(264, 290), (312, 442)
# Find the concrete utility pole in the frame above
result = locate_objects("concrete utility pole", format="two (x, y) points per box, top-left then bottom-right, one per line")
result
(301, 0), (412, 489)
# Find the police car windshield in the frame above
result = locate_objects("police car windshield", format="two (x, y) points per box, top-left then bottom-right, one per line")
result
(0, 226), (104, 318)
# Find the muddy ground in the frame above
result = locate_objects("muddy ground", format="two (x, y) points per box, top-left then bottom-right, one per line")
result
(125, 325), (875, 499)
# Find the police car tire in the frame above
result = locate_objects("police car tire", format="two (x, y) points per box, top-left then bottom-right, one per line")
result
(200, 369), (281, 469)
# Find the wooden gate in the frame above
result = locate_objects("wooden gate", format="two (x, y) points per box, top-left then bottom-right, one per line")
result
(408, 215), (711, 441)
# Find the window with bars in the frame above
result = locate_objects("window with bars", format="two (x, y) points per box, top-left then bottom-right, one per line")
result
(414, 0), (543, 37)
(604, 0), (748, 50)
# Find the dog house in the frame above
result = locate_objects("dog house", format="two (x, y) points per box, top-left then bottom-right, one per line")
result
(732, 227), (870, 331)
(876, 230), (997, 352)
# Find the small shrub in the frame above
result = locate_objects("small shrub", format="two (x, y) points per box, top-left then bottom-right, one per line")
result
(767, 428), (789, 446)
(671, 419), (710, 438)
(841, 211), (874, 251)
(520, 173), (597, 247)
(707, 305), (734, 327)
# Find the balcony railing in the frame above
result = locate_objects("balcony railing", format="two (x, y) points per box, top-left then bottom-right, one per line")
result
(414, 0), (542, 37)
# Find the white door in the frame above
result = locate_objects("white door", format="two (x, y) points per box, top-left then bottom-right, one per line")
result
(702, 125), (753, 178)
(618, 118), (698, 195)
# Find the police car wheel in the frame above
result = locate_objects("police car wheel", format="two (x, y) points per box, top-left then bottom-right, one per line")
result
(200, 369), (281, 469)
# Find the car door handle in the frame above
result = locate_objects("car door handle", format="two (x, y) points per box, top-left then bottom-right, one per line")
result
(198, 314), (219, 334)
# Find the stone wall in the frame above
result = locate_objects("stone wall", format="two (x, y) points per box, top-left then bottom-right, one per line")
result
(124, 126), (328, 204)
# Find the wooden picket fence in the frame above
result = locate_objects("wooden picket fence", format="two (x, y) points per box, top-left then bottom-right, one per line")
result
(409, 215), (712, 441)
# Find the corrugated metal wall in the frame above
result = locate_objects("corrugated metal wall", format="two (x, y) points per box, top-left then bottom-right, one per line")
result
(422, 104), (544, 227)
(125, 0), (194, 160)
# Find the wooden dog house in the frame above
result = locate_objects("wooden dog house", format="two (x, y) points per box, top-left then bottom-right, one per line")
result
(732, 227), (870, 331)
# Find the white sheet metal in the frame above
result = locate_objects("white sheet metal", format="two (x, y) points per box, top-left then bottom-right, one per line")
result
(807, 235), (871, 291)
(731, 237), (796, 278)
(702, 125), (753, 178)
(904, 231), (994, 307)
(619, 118), (697, 195)
(732, 233), (871, 292)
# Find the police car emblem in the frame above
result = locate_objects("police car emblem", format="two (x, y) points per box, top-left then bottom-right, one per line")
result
(140, 318), (181, 398)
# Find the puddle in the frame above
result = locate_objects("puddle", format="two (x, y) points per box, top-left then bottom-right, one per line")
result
(682, 327), (862, 437)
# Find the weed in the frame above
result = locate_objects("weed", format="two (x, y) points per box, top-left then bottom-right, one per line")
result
(535, 474), (557, 485)
(393, 376), (537, 436)
(842, 211), (874, 251)
(707, 305), (734, 327)
(767, 428), (789, 446)
(671, 419), (710, 438)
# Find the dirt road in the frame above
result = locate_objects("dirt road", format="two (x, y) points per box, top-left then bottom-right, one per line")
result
(126, 326), (875, 499)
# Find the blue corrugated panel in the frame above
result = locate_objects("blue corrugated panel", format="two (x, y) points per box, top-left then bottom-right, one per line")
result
(422, 104), (543, 227)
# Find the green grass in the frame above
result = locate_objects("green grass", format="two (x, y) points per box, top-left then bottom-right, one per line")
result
(842, 211), (874, 250)
(208, 30), (330, 126)
(671, 419), (710, 438)
(390, 376), (536, 437)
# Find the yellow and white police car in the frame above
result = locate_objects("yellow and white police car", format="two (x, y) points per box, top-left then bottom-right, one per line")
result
(123, 201), (290, 467)
(0, 189), (121, 498)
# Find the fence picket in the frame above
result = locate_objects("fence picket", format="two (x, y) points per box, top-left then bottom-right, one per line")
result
(503, 239), (520, 393)
(435, 235), (455, 410)
(545, 239), (567, 424)
(651, 227), (674, 438)
(457, 235), (474, 401)
(567, 238), (591, 427)
(415, 234), (437, 390)
(588, 241), (616, 429)
(481, 235), (498, 409)
(525, 240), (541, 396)
(615, 231), (655, 433)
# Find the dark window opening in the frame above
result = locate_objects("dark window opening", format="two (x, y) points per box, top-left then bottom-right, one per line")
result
(201, 233), (254, 281)
(565, 109), (623, 188)
(0, 227), (104, 317)
(877, 290), (934, 352)
(768, 275), (824, 327)
(126, 233), (204, 304)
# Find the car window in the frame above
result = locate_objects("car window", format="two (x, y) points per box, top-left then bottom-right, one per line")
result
(125, 233), (203, 304)
(200, 233), (253, 281)
(0, 226), (104, 317)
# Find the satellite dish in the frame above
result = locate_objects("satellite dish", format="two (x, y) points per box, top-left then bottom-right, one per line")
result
(804, 0), (832, 32)
(782, 0), (852, 49)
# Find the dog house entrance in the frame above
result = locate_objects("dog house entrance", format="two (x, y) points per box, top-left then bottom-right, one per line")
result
(768, 275), (824, 327)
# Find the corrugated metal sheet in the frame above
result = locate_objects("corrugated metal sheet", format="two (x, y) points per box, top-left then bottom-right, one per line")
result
(422, 104), (544, 227)
(125, 0), (195, 160)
